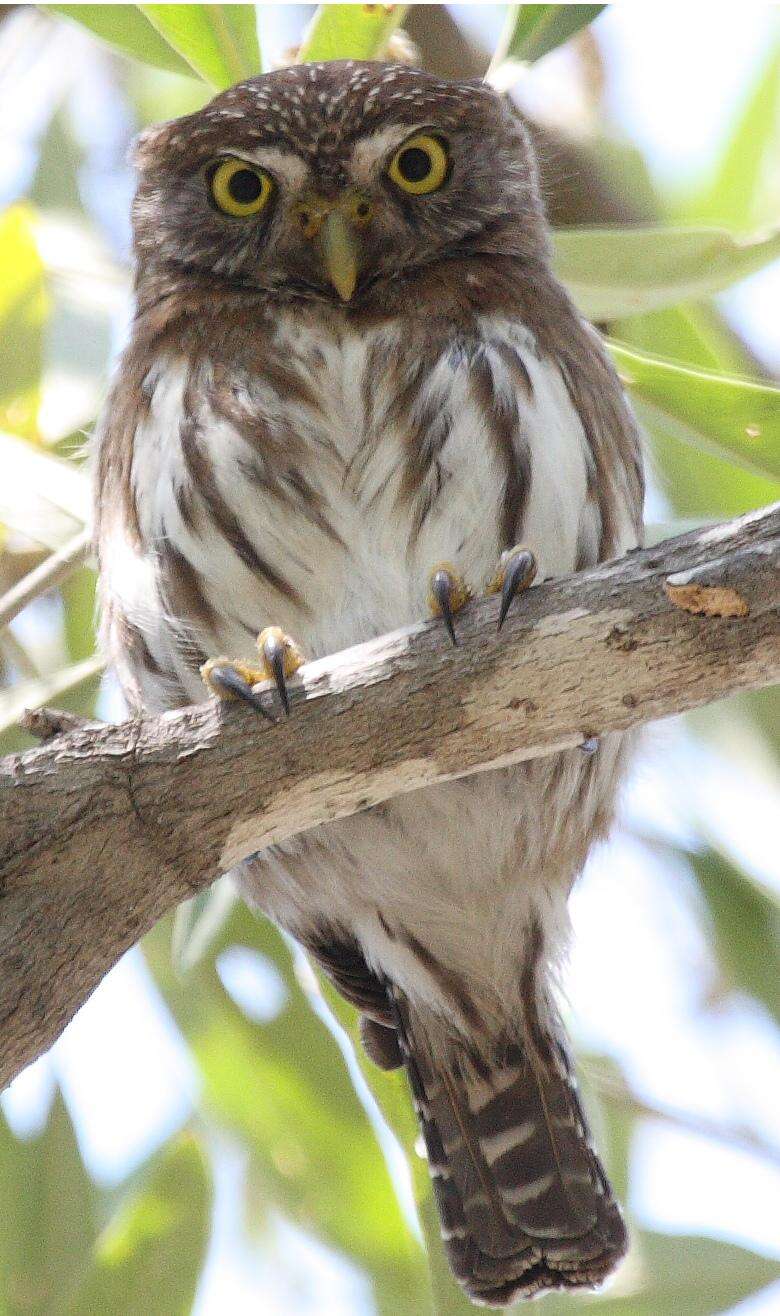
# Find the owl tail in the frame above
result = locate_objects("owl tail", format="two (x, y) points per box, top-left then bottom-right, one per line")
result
(394, 998), (627, 1307)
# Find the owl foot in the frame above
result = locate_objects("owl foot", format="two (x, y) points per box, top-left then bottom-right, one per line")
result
(201, 626), (305, 718)
(428, 563), (471, 647)
(487, 546), (537, 631)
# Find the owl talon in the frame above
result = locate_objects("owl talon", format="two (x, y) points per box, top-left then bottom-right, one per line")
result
(428, 563), (471, 647)
(257, 626), (305, 716)
(201, 658), (274, 720)
(488, 546), (537, 631)
(201, 627), (305, 718)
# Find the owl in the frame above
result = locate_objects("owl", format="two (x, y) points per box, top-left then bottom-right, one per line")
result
(94, 62), (644, 1306)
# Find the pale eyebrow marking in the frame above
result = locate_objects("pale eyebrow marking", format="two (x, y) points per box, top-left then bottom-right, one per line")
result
(215, 147), (310, 191)
(349, 124), (430, 187)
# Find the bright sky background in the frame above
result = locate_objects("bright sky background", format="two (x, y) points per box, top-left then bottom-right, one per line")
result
(2, 5), (779, 1313)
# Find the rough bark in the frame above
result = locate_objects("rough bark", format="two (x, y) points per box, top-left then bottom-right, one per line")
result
(1, 505), (778, 1089)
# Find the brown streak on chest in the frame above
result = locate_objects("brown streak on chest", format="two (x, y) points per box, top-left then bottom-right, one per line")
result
(179, 371), (306, 610)
(469, 346), (531, 550)
(156, 543), (214, 672)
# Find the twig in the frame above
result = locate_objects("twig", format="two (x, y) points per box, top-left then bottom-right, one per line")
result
(0, 653), (105, 736)
(0, 528), (93, 630)
(589, 1067), (780, 1170)
(19, 707), (97, 742)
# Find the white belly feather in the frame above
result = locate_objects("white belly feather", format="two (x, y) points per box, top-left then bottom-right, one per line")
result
(103, 310), (635, 1023)
(115, 314), (596, 692)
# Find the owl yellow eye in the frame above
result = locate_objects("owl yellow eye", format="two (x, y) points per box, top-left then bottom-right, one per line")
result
(209, 158), (273, 217)
(388, 134), (449, 196)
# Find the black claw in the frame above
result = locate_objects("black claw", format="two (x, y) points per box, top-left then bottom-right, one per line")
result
(210, 666), (273, 721)
(263, 633), (291, 715)
(498, 550), (536, 631)
(580, 735), (600, 755)
(431, 569), (459, 646)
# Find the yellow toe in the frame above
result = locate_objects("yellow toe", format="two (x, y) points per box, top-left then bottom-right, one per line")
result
(256, 626), (306, 679)
(427, 562), (471, 617)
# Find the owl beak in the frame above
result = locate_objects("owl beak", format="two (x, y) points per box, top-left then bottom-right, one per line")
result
(320, 210), (360, 302)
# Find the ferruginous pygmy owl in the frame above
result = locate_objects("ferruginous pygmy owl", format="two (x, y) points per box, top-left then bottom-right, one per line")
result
(95, 62), (644, 1306)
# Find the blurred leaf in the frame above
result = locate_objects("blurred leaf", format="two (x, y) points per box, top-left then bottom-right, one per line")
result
(144, 904), (427, 1309)
(49, 5), (198, 79)
(299, 3), (409, 63)
(686, 685), (780, 788)
(554, 224), (780, 321)
(70, 1132), (211, 1316)
(536, 1231), (780, 1314)
(679, 41), (780, 232)
(60, 567), (97, 663)
(492, 4), (605, 68)
(614, 301), (753, 375)
(29, 111), (83, 216)
(577, 1055), (636, 1206)
(0, 429), (89, 548)
(609, 340), (780, 482)
(172, 877), (238, 973)
(125, 60), (211, 126)
(34, 212), (125, 444)
(140, 5), (261, 87)
(614, 1232), (780, 1315)
(642, 400), (780, 519)
(741, 685), (780, 768)
(689, 847), (780, 1024)
(0, 1092), (97, 1315)
(317, 981), (457, 1315)
(0, 205), (47, 442)
(611, 298), (780, 520)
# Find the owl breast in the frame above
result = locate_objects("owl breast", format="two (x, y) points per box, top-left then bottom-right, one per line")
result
(107, 307), (607, 711)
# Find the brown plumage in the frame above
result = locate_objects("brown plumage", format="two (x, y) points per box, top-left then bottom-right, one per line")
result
(94, 61), (643, 1305)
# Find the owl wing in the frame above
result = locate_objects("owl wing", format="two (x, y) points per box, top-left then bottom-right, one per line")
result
(302, 929), (403, 1070)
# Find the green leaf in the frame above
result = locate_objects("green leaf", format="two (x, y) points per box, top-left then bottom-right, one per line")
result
(487, 4), (605, 85)
(742, 685), (780, 770)
(171, 877), (238, 972)
(60, 567), (97, 664)
(317, 980), (460, 1315)
(608, 340), (780, 483)
(29, 111), (82, 215)
(614, 301), (755, 377)
(553, 224), (780, 322)
(687, 684), (780, 781)
(140, 5), (261, 88)
(611, 303), (780, 519)
(0, 429), (90, 553)
(642, 403), (780, 519)
(0, 1092), (97, 1315)
(0, 205), (47, 442)
(576, 1055), (636, 1207)
(49, 5), (198, 79)
(679, 40), (780, 232)
(144, 905), (427, 1310)
(615, 1232), (780, 1315)
(689, 847), (780, 1025)
(535, 1231), (780, 1315)
(298, 3), (409, 63)
(70, 1132), (211, 1316)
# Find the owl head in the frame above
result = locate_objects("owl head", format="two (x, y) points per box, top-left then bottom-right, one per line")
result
(131, 61), (548, 306)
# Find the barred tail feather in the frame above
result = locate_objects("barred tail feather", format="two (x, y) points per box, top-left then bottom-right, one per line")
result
(395, 999), (627, 1307)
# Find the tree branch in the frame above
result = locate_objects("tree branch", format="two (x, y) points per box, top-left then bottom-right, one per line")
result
(0, 529), (92, 630)
(1, 505), (778, 1089)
